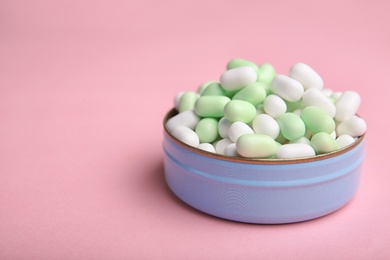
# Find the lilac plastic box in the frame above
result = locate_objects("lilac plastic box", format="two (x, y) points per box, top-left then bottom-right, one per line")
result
(163, 109), (365, 224)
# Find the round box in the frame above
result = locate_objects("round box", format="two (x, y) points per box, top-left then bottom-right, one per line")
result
(163, 109), (365, 224)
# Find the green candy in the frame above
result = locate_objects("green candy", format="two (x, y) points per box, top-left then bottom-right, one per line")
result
(311, 132), (339, 154)
(227, 58), (260, 76)
(232, 82), (266, 107)
(194, 96), (231, 118)
(236, 134), (277, 158)
(224, 100), (257, 123)
(300, 106), (335, 134)
(201, 82), (227, 96)
(195, 118), (219, 143)
(278, 113), (306, 141)
(197, 80), (217, 94)
(257, 63), (276, 85)
(179, 91), (199, 113)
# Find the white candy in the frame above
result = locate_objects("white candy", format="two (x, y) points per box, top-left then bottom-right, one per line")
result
(218, 117), (232, 138)
(335, 91), (361, 121)
(252, 114), (280, 139)
(166, 110), (200, 133)
(288, 136), (311, 145)
(263, 94), (287, 118)
(302, 88), (336, 117)
(336, 115), (367, 137)
(330, 131), (337, 139)
(224, 143), (239, 156)
(275, 143), (316, 159)
(174, 91), (184, 110)
(336, 134), (356, 149)
(197, 143), (216, 153)
(289, 62), (324, 89)
(220, 66), (257, 91)
(171, 126), (200, 147)
(215, 138), (233, 154)
(228, 122), (254, 142)
(270, 75), (304, 102)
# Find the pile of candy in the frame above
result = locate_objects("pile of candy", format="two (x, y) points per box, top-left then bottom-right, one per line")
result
(165, 59), (367, 159)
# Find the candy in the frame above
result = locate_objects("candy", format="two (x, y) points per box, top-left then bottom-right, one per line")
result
(278, 113), (306, 141)
(197, 143), (216, 153)
(201, 82), (227, 96)
(270, 75), (304, 102)
(178, 91), (199, 113)
(215, 138), (233, 154)
(335, 134), (355, 149)
(263, 94), (287, 118)
(334, 91), (361, 121)
(227, 58), (260, 77)
(220, 66), (257, 91)
(198, 80), (217, 94)
(174, 91), (184, 111)
(194, 96), (230, 118)
(302, 88), (336, 117)
(228, 122), (254, 142)
(195, 118), (219, 143)
(166, 110), (200, 133)
(217, 117), (232, 138)
(236, 134), (277, 158)
(232, 82), (266, 106)
(310, 132), (338, 154)
(167, 60), (366, 159)
(252, 114), (280, 139)
(300, 106), (335, 134)
(289, 136), (311, 145)
(257, 63), (276, 86)
(224, 143), (239, 156)
(336, 115), (367, 137)
(289, 62), (323, 89)
(224, 100), (257, 123)
(171, 126), (200, 147)
(275, 143), (315, 159)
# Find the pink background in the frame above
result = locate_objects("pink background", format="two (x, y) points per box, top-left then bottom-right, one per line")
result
(1, 0), (389, 259)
